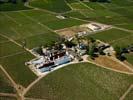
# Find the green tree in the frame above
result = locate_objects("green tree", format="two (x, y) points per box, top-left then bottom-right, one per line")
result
(88, 43), (97, 59)
(114, 46), (126, 61)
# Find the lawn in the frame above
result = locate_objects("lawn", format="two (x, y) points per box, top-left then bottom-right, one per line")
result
(29, 0), (71, 13)
(0, 68), (15, 93)
(25, 63), (133, 100)
(0, 52), (37, 87)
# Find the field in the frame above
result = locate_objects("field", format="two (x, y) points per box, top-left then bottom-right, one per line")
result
(64, 0), (133, 30)
(29, 0), (71, 13)
(0, 31), (37, 87)
(0, 96), (17, 100)
(124, 88), (133, 100)
(0, 52), (37, 87)
(25, 63), (133, 100)
(87, 28), (133, 47)
(0, 0), (133, 99)
(0, 1), (87, 88)
(0, 0), (30, 11)
(125, 53), (133, 66)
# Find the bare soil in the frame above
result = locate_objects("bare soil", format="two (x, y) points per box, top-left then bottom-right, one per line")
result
(55, 24), (91, 38)
(91, 56), (133, 73)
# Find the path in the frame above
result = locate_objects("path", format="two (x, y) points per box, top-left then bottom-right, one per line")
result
(0, 51), (26, 59)
(113, 26), (133, 33)
(78, 1), (94, 10)
(64, 0), (74, 10)
(0, 93), (17, 97)
(25, 97), (47, 100)
(119, 84), (133, 100)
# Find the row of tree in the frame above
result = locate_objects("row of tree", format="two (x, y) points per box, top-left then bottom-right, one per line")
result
(89, 0), (111, 3)
(0, 0), (28, 4)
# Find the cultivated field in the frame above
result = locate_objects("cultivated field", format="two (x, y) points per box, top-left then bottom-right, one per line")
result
(0, 0), (29, 11)
(0, 96), (17, 100)
(0, 68), (15, 93)
(25, 63), (133, 100)
(0, 0), (133, 99)
(29, 0), (71, 13)
(124, 88), (133, 100)
(126, 53), (133, 66)
(88, 28), (132, 45)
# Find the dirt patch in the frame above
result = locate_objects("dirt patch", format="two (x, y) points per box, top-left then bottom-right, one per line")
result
(124, 61), (133, 69)
(55, 25), (91, 38)
(91, 56), (132, 73)
(55, 22), (111, 39)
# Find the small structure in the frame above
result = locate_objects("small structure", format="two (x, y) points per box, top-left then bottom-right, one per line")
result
(77, 31), (87, 37)
(56, 15), (66, 19)
(85, 24), (101, 31)
(127, 45), (133, 52)
(54, 55), (71, 66)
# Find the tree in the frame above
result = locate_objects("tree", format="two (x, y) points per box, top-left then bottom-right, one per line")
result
(75, 34), (80, 45)
(8, 0), (17, 4)
(90, 37), (96, 43)
(114, 46), (126, 61)
(64, 40), (76, 48)
(88, 43), (97, 59)
(89, 0), (111, 3)
(22, 0), (28, 2)
(36, 46), (44, 55)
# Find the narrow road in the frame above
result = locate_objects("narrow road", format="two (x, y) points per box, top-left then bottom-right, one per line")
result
(25, 97), (47, 100)
(78, 1), (94, 10)
(64, 0), (74, 10)
(0, 93), (17, 97)
(0, 51), (26, 59)
(113, 26), (133, 33)
(119, 84), (133, 100)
